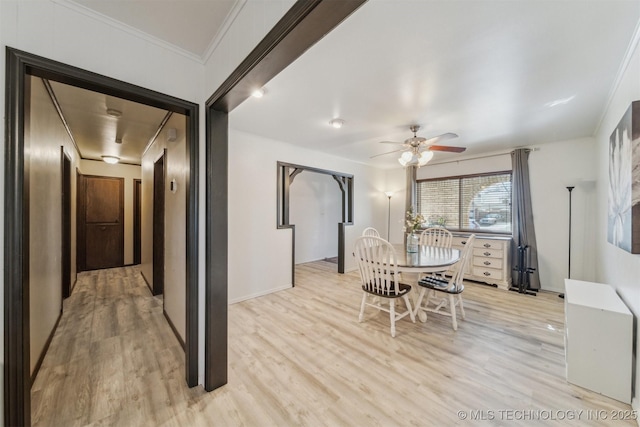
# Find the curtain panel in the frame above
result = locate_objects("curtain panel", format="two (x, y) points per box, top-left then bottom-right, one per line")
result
(511, 149), (540, 290)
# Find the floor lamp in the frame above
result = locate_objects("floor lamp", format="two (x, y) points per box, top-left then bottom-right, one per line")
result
(560, 186), (575, 299)
(385, 191), (393, 240)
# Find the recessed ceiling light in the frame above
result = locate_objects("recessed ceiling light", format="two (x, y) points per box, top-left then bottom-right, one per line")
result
(106, 108), (122, 117)
(251, 88), (265, 98)
(329, 118), (345, 129)
(101, 155), (120, 164)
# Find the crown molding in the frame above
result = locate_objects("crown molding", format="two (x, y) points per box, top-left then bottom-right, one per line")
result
(202, 0), (247, 64)
(52, 0), (204, 63)
(594, 16), (640, 136)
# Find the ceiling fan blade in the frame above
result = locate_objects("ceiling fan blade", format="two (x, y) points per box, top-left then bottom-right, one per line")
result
(379, 140), (405, 145)
(370, 148), (406, 158)
(429, 145), (466, 153)
(423, 132), (459, 145)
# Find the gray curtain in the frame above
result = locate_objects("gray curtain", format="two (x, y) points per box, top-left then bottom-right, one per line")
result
(511, 149), (540, 290)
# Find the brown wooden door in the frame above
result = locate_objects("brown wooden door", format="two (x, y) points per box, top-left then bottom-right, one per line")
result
(77, 174), (125, 271)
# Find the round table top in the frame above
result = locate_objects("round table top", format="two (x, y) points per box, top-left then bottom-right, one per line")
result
(391, 244), (460, 270)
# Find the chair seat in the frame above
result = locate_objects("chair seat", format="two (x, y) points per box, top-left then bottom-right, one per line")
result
(363, 281), (411, 298)
(418, 276), (464, 294)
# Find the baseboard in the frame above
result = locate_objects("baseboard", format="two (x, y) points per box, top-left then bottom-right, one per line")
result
(30, 309), (62, 386)
(140, 270), (153, 295)
(163, 310), (185, 350)
(70, 275), (78, 295)
(229, 284), (292, 305)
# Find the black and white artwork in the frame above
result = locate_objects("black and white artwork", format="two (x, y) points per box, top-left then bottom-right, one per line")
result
(608, 101), (640, 253)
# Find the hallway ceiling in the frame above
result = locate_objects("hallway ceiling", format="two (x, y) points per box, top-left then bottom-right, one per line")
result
(60, 0), (640, 169)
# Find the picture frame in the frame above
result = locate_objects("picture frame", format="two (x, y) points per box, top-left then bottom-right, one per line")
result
(607, 101), (640, 253)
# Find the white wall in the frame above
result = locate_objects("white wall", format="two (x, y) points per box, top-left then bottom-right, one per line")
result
(28, 77), (81, 375)
(594, 29), (640, 413)
(227, 127), (387, 303)
(79, 160), (141, 266)
(290, 172), (342, 263)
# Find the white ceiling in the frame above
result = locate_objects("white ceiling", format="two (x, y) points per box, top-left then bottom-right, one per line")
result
(70, 0), (238, 58)
(230, 0), (640, 168)
(57, 0), (640, 169)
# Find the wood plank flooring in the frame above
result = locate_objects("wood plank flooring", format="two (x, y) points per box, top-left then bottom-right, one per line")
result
(31, 262), (636, 426)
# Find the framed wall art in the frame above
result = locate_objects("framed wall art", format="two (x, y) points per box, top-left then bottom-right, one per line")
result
(608, 101), (640, 253)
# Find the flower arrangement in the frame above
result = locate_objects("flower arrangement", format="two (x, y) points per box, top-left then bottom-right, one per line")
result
(404, 207), (425, 234)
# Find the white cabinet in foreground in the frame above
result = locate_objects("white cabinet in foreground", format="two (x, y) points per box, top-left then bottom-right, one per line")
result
(564, 279), (632, 404)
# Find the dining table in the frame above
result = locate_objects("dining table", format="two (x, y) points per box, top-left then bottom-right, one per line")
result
(390, 243), (460, 274)
(391, 244), (461, 322)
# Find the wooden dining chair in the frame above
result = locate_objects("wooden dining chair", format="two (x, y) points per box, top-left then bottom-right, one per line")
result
(362, 227), (381, 237)
(353, 236), (415, 337)
(413, 234), (475, 330)
(419, 227), (453, 248)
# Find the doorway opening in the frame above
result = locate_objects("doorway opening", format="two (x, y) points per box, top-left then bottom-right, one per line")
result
(276, 162), (354, 285)
(4, 48), (199, 426)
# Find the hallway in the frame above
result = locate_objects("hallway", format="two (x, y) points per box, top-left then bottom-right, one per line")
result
(31, 267), (202, 426)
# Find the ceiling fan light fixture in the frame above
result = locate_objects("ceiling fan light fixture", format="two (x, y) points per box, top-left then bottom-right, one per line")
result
(398, 149), (433, 167)
(418, 150), (434, 166)
(102, 155), (120, 164)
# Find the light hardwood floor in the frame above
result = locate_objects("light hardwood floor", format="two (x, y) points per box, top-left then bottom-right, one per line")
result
(31, 262), (636, 426)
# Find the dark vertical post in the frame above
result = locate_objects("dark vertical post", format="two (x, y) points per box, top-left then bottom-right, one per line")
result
(205, 108), (228, 391)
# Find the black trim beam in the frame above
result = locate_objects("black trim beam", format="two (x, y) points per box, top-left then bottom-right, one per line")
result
(204, 0), (366, 395)
(207, 0), (366, 112)
(205, 109), (228, 391)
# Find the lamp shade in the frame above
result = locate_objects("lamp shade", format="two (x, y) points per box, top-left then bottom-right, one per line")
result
(102, 155), (120, 164)
(398, 150), (433, 167)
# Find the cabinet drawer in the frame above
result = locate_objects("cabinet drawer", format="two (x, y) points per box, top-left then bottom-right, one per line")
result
(474, 239), (506, 250)
(472, 267), (504, 281)
(472, 248), (503, 259)
(452, 236), (472, 247)
(473, 257), (503, 269)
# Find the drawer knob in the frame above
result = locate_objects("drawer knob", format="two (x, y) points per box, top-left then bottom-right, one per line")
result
(483, 271), (491, 276)
(461, 241), (467, 245)
(483, 251), (491, 256)
(483, 243), (491, 248)
(484, 261), (491, 265)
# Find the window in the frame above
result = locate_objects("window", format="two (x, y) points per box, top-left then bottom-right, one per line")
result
(417, 171), (512, 233)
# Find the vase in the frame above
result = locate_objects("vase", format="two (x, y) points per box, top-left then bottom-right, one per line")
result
(406, 232), (419, 253)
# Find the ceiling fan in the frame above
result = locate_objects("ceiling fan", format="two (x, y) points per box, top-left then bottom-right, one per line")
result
(372, 125), (466, 167)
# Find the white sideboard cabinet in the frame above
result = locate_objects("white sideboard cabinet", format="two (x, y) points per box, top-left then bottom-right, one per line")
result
(450, 234), (511, 289)
(564, 279), (632, 404)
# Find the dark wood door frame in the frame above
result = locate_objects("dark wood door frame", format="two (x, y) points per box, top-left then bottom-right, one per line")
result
(133, 179), (142, 265)
(4, 47), (199, 426)
(204, 0), (367, 391)
(61, 148), (72, 298)
(276, 162), (354, 285)
(152, 151), (166, 296)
